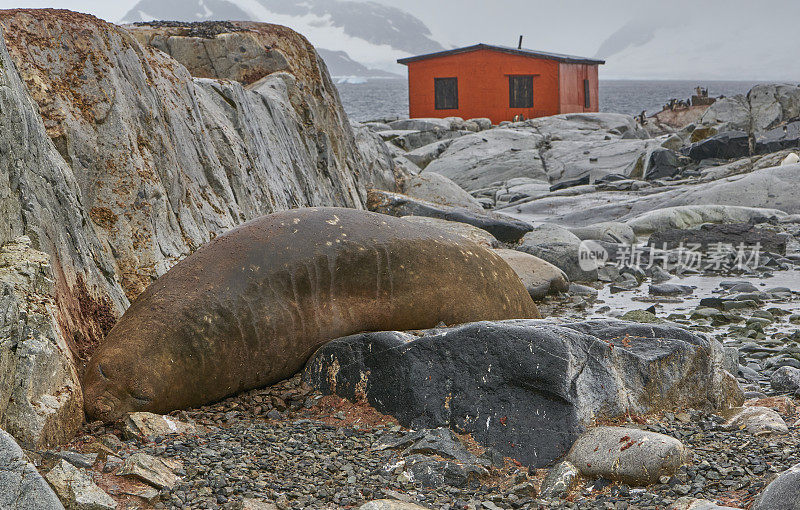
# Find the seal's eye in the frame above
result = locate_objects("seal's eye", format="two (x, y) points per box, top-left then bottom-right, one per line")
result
(128, 390), (152, 405)
(97, 363), (107, 378)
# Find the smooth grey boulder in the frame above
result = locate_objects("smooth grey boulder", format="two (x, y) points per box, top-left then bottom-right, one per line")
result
(367, 189), (534, 243)
(389, 118), (453, 131)
(752, 463), (800, 510)
(403, 139), (455, 170)
(493, 249), (569, 300)
(517, 224), (599, 281)
(0, 428), (64, 509)
(724, 406), (788, 436)
(527, 113), (646, 142)
(568, 222), (636, 244)
(390, 129), (467, 151)
(700, 95), (751, 131)
(424, 129), (547, 192)
(671, 497), (742, 510)
(627, 205), (787, 236)
(543, 138), (658, 183)
(401, 173), (484, 212)
(771, 366), (800, 395)
(498, 164), (796, 228)
(305, 319), (742, 468)
(494, 178), (552, 208)
(566, 426), (687, 485)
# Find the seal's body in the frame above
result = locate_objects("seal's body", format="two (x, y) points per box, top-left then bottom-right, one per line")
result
(83, 208), (540, 422)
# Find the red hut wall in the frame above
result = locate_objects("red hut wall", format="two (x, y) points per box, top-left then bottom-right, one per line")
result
(558, 63), (599, 113)
(406, 49), (561, 124)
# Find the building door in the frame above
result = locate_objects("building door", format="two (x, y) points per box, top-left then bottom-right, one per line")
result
(434, 78), (458, 110)
(509, 75), (534, 108)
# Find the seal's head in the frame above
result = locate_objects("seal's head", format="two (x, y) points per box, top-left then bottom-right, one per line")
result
(82, 355), (156, 423)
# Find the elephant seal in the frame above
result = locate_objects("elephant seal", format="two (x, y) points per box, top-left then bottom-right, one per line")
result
(83, 207), (540, 422)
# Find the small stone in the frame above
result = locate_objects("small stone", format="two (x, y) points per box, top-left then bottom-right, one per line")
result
(539, 461), (579, 499)
(725, 406), (789, 436)
(122, 412), (198, 441)
(566, 426), (687, 485)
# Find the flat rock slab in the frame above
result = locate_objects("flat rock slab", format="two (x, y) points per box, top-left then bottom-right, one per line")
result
(566, 426), (687, 485)
(122, 412), (198, 441)
(305, 319), (742, 468)
(118, 453), (182, 490)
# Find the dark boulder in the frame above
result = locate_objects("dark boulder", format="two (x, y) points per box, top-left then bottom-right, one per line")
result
(647, 223), (788, 255)
(367, 189), (534, 243)
(686, 131), (750, 161)
(645, 148), (682, 180)
(305, 320), (742, 468)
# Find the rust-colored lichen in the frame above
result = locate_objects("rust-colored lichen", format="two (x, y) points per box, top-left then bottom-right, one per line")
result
(89, 207), (117, 230)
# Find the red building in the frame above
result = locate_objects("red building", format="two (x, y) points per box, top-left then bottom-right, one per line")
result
(398, 44), (605, 125)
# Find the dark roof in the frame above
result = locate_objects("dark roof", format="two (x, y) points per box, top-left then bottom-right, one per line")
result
(397, 43), (605, 66)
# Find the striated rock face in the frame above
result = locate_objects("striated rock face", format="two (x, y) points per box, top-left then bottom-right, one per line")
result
(0, 10), (394, 346)
(0, 10), (396, 445)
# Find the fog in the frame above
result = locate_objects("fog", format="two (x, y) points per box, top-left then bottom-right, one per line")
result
(1, 0), (796, 80)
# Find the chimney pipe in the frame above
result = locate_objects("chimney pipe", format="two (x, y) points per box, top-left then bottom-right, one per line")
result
(518, 35), (523, 49)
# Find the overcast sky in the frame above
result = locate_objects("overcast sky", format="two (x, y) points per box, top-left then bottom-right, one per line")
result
(1, 0), (797, 80)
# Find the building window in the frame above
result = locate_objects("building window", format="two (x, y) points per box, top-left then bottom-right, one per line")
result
(584, 79), (591, 108)
(434, 78), (458, 110)
(509, 75), (534, 108)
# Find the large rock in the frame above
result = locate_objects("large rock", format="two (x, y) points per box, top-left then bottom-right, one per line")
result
(752, 463), (800, 510)
(527, 113), (646, 142)
(687, 131), (751, 161)
(0, 238), (83, 449)
(566, 427), (686, 485)
(0, 428), (64, 509)
(493, 249), (569, 300)
(305, 319), (742, 468)
(367, 189), (533, 243)
(627, 205), (787, 236)
(424, 129), (547, 192)
(699, 95), (750, 132)
(403, 139), (455, 170)
(568, 222), (636, 244)
(45, 460), (116, 510)
(500, 163), (797, 228)
(542, 138), (658, 183)
(401, 173), (484, 212)
(516, 224), (598, 281)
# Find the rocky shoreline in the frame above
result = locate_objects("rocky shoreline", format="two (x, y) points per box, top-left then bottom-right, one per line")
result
(1, 9), (800, 510)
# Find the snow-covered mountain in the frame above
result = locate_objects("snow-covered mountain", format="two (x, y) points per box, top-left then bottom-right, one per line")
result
(121, 0), (443, 77)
